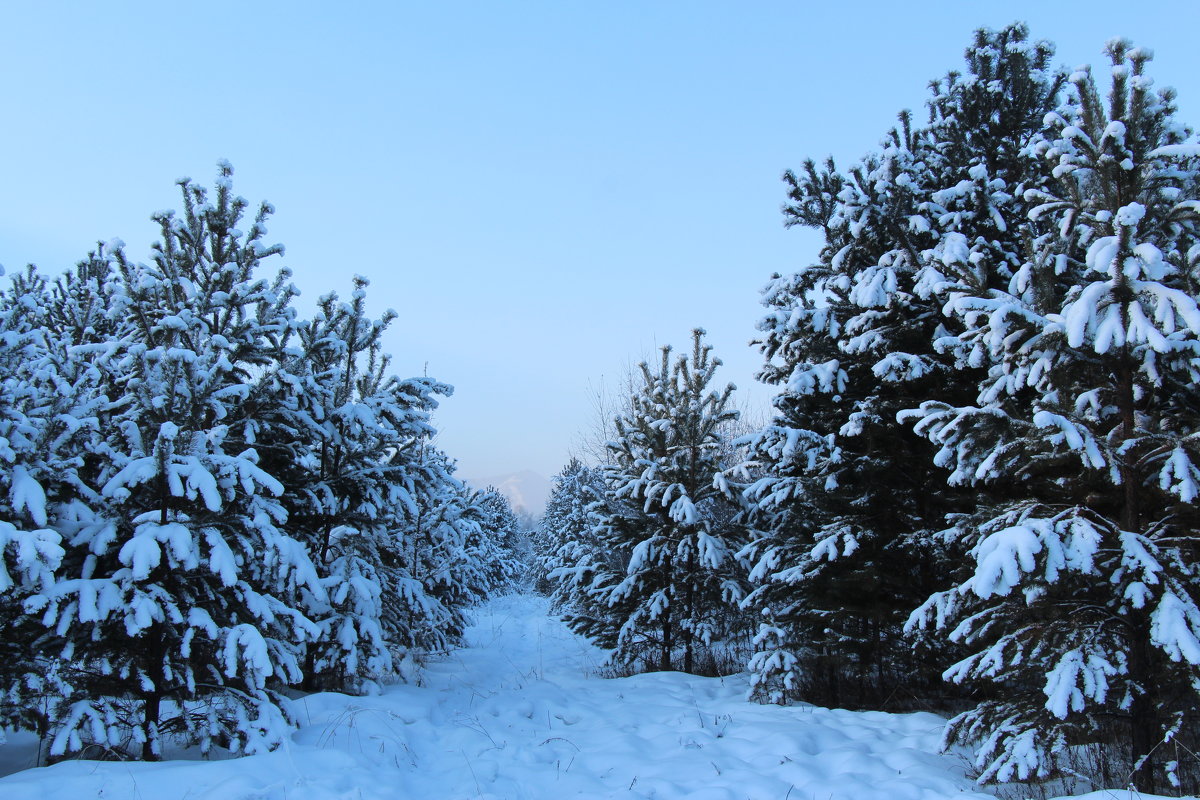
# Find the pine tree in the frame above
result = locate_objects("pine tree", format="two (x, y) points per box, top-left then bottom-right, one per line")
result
(740, 23), (1065, 706)
(595, 329), (746, 673)
(0, 266), (75, 746)
(535, 459), (602, 596)
(382, 445), (471, 658)
(473, 488), (526, 591)
(0, 163), (497, 760)
(904, 41), (1200, 792)
(0, 254), (133, 761)
(258, 276), (452, 692)
(538, 459), (627, 648)
(426, 475), (501, 635)
(27, 165), (323, 759)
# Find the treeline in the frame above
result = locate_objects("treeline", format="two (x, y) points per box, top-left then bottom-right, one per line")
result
(535, 25), (1200, 795)
(0, 167), (522, 760)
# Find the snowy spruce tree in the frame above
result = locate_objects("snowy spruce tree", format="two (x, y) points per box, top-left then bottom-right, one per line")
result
(0, 249), (146, 751)
(0, 163), (500, 761)
(904, 41), (1200, 792)
(473, 488), (526, 591)
(386, 448), (473, 655)
(371, 444), (508, 658)
(24, 166), (324, 760)
(539, 459), (627, 646)
(424, 474), (508, 641)
(0, 266), (93, 744)
(257, 275), (455, 692)
(534, 459), (605, 597)
(590, 329), (747, 673)
(739, 23), (1065, 706)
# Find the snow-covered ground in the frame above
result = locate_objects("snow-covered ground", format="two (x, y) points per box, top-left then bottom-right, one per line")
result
(0, 594), (1176, 799)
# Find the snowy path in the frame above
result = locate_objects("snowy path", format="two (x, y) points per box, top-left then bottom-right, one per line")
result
(2, 594), (997, 799)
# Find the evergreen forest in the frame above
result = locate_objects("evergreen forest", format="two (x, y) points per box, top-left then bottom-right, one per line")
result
(5, 21), (1200, 798)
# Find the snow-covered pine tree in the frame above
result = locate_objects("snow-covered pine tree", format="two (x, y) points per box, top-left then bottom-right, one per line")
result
(538, 459), (627, 647)
(259, 275), (451, 692)
(739, 23), (1065, 707)
(428, 474), (501, 633)
(376, 445), (509, 658)
(1, 164), (495, 756)
(904, 41), (1200, 792)
(29, 165), (323, 760)
(535, 459), (602, 596)
(0, 254), (129, 760)
(379, 445), (466, 658)
(42, 249), (122, 348)
(0, 266), (81, 746)
(341, 373), (461, 681)
(473, 488), (526, 591)
(596, 329), (746, 673)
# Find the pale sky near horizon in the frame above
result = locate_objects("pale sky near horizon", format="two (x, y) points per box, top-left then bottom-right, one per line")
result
(3, 2), (1198, 481)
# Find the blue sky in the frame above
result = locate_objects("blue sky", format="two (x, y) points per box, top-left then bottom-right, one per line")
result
(3, 2), (1198, 480)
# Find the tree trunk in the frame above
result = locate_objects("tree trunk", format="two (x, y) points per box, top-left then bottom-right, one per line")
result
(684, 549), (696, 674)
(873, 616), (885, 706)
(302, 648), (319, 692)
(141, 690), (161, 761)
(1116, 361), (1156, 793)
(1117, 363), (1140, 534)
(660, 554), (673, 671)
(1127, 622), (1157, 795)
(661, 612), (673, 671)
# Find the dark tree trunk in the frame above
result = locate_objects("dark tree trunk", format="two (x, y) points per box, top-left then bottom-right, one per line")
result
(684, 549), (696, 674)
(661, 613), (673, 671)
(141, 691), (161, 761)
(1127, 623), (1157, 795)
(1116, 361), (1157, 794)
(660, 554), (673, 671)
(302, 649), (319, 692)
